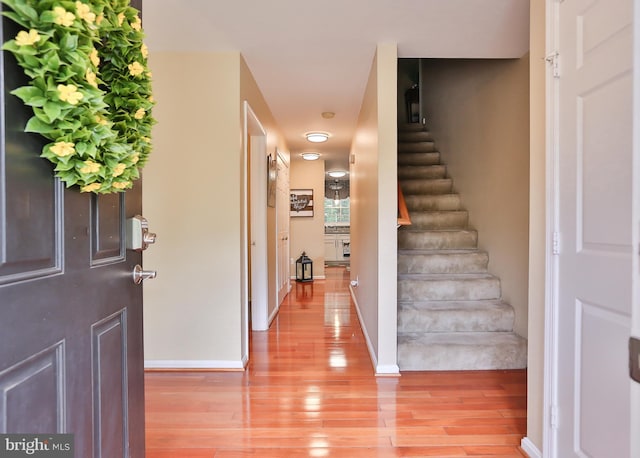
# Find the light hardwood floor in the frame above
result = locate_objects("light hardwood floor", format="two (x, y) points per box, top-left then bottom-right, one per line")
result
(145, 267), (527, 457)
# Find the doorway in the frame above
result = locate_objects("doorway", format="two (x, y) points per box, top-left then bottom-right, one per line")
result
(244, 102), (269, 360)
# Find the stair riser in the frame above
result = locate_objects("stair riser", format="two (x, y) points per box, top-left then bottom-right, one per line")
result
(398, 334), (527, 371)
(400, 179), (452, 195)
(398, 305), (514, 332)
(408, 211), (468, 229)
(398, 131), (433, 142)
(398, 152), (441, 166)
(398, 123), (427, 132)
(398, 230), (477, 250)
(398, 277), (501, 301)
(399, 142), (435, 153)
(398, 165), (446, 180)
(404, 195), (461, 211)
(398, 252), (489, 274)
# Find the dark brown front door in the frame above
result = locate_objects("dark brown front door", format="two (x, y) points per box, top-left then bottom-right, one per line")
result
(0, 1), (146, 456)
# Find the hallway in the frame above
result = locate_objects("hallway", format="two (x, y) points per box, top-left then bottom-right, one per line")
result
(145, 267), (527, 457)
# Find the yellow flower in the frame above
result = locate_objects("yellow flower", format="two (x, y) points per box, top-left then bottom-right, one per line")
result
(75, 2), (95, 23)
(128, 61), (144, 77)
(131, 15), (141, 31)
(53, 6), (75, 27)
(112, 163), (127, 177)
(15, 29), (41, 46)
(96, 13), (104, 25)
(95, 115), (108, 126)
(134, 108), (145, 120)
(57, 84), (83, 105)
(112, 181), (130, 190)
(85, 69), (97, 87)
(141, 137), (151, 143)
(146, 71), (153, 78)
(50, 141), (75, 157)
(148, 95), (155, 103)
(89, 48), (100, 67)
(80, 160), (100, 174)
(141, 43), (149, 59)
(80, 182), (101, 193)
(130, 153), (140, 164)
(117, 12), (125, 26)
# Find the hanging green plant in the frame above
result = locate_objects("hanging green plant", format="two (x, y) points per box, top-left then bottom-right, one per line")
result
(2, 0), (155, 193)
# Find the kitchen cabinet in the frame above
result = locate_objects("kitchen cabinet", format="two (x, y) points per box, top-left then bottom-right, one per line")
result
(324, 233), (350, 262)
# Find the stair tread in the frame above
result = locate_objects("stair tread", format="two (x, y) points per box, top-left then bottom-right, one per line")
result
(398, 299), (512, 309)
(398, 272), (497, 281)
(399, 164), (444, 169)
(399, 228), (476, 233)
(404, 209), (466, 214)
(398, 123), (427, 131)
(398, 331), (526, 344)
(398, 141), (435, 147)
(398, 248), (481, 255)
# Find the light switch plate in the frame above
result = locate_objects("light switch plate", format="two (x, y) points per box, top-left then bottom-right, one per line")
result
(630, 337), (640, 383)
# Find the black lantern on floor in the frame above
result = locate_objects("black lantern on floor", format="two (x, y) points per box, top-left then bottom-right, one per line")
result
(295, 252), (313, 282)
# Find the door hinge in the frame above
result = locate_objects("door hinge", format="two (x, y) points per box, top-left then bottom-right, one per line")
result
(552, 231), (560, 255)
(551, 405), (559, 429)
(546, 52), (560, 78)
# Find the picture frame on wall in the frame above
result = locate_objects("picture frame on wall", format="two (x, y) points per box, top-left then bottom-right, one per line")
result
(267, 152), (277, 208)
(290, 189), (314, 217)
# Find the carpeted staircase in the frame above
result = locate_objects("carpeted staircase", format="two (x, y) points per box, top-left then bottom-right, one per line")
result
(397, 123), (527, 371)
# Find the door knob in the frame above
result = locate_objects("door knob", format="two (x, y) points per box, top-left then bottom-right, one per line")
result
(132, 264), (157, 284)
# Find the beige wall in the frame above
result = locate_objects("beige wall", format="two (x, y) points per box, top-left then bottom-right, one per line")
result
(144, 51), (287, 368)
(143, 51), (243, 366)
(420, 58), (530, 339)
(527, 0), (546, 451)
(289, 159), (326, 279)
(350, 44), (398, 373)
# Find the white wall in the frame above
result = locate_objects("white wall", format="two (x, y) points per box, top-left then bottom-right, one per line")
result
(350, 44), (399, 374)
(420, 58), (530, 338)
(526, 0), (546, 452)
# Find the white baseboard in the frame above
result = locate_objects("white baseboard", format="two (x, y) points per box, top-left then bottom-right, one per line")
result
(376, 364), (400, 375)
(268, 302), (280, 326)
(144, 359), (245, 370)
(520, 437), (542, 458)
(349, 284), (378, 371)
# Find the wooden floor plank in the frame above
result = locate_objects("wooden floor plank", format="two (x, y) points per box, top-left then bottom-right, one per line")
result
(145, 267), (527, 457)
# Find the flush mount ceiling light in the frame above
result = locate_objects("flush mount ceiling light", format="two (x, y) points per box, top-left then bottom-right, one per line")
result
(305, 132), (329, 143)
(301, 152), (320, 161)
(328, 170), (347, 178)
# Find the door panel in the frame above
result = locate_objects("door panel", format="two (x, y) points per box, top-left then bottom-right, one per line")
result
(0, 342), (64, 433)
(0, 1), (146, 456)
(556, 0), (632, 456)
(91, 193), (126, 264)
(276, 154), (290, 304)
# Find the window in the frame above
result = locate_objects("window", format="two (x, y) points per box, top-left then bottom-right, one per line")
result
(324, 197), (350, 224)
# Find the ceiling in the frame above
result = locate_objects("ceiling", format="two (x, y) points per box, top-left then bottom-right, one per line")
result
(143, 0), (530, 172)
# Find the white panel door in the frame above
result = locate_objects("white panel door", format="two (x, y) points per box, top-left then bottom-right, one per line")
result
(631, 0), (640, 455)
(555, 0), (633, 456)
(276, 153), (290, 305)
